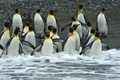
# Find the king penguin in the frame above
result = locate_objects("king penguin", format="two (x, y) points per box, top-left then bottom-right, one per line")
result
(52, 28), (62, 52)
(2, 27), (22, 57)
(23, 25), (36, 53)
(34, 9), (45, 37)
(0, 20), (10, 49)
(12, 9), (23, 33)
(72, 25), (80, 51)
(64, 28), (76, 52)
(23, 21), (30, 36)
(77, 4), (87, 24)
(71, 17), (82, 39)
(41, 32), (53, 56)
(96, 8), (108, 37)
(47, 25), (54, 38)
(46, 10), (58, 33)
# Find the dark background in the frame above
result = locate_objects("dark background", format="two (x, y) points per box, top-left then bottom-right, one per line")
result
(0, 0), (119, 49)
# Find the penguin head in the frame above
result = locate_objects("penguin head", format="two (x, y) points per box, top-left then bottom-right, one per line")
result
(14, 9), (19, 13)
(102, 8), (105, 13)
(86, 22), (93, 27)
(45, 32), (50, 37)
(78, 4), (83, 10)
(49, 10), (55, 15)
(91, 28), (95, 34)
(4, 20), (10, 28)
(71, 17), (76, 21)
(53, 28), (57, 34)
(29, 25), (33, 31)
(95, 32), (102, 37)
(68, 27), (74, 33)
(72, 24), (79, 30)
(25, 21), (30, 26)
(36, 9), (41, 13)
(48, 25), (54, 31)
(14, 27), (21, 35)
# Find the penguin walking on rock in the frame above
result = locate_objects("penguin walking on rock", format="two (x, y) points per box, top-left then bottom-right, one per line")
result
(46, 10), (58, 33)
(1, 27), (23, 57)
(77, 4), (87, 24)
(0, 21), (10, 49)
(34, 9), (45, 37)
(23, 25), (36, 53)
(96, 8), (109, 37)
(12, 9), (23, 34)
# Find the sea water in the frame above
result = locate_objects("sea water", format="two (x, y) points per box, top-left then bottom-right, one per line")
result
(0, 49), (120, 80)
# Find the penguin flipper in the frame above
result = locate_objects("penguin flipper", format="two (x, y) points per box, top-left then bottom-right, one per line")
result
(53, 43), (59, 52)
(0, 29), (6, 40)
(102, 42), (110, 50)
(61, 23), (71, 32)
(0, 44), (3, 50)
(22, 41), (35, 49)
(31, 44), (42, 56)
(80, 46), (90, 55)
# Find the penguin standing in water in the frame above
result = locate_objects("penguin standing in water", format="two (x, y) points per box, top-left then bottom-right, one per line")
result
(12, 9), (23, 33)
(72, 25), (80, 51)
(1, 27), (22, 57)
(34, 9), (45, 37)
(22, 21), (30, 36)
(52, 28), (62, 52)
(23, 25), (36, 53)
(46, 10), (58, 33)
(96, 8), (108, 37)
(41, 32), (53, 56)
(77, 4), (87, 24)
(64, 28), (76, 52)
(80, 32), (102, 55)
(0, 21), (10, 49)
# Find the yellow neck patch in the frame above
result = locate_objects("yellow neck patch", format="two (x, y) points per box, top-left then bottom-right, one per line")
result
(15, 13), (19, 15)
(100, 12), (104, 15)
(78, 10), (82, 14)
(70, 34), (75, 38)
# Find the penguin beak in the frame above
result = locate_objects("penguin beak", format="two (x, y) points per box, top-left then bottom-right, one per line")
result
(18, 31), (23, 33)
(99, 33), (102, 35)
(52, 10), (55, 13)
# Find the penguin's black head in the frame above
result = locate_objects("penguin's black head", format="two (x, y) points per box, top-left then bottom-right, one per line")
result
(14, 27), (20, 35)
(36, 9), (41, 13)
(95, 32), (102, 37)
(78, 4), (83, 9)
(102, 8), (105, 12)
(86, 22), (93, 27)
(29, 25), (33, 31)
(71, 17), (76, 21)
(14, 9), (19, 13)
(49, 10), (55, 15)
(72, 24), (79, 30)
(69, 28), (74, 33)
(45, 32), (50, 37)
(91, 28), (95, 34)
(53, 28), (57, 33)
(26, 21), (30, 26)
(5, 20), (10, 28)
(48, 25), (54, 31)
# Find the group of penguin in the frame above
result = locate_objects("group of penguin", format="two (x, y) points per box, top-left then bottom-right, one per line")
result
(0, 4), (110, 58)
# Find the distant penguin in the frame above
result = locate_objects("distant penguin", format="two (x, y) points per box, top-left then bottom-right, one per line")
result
(52, 28), (62, 52)
(23, 25), (36, 53)
(3, 27), (22, 57)
(34, 9), (45, 37)
(72, 25), (80, 51)
(71, 17), (82, 39)
(96, 8), (108, 37)
(64, 28), (76, 52)
(46, 10), (58, 33)
(23, 21), (30, 36)
(41, 32), (53, 56)
(12, 9), (23, 32)
(0, 21), (10, 48)
(77, 4), (87, 24)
